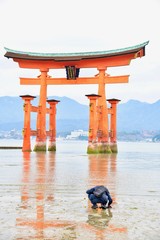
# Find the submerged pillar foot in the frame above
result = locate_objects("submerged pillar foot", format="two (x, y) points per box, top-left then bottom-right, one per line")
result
(87, 142), (99, 154)
(110, 142), (118, 153)
(87, 142), (112, 154)
(48, 141), (56, 151)
(34, 141), (46, 152)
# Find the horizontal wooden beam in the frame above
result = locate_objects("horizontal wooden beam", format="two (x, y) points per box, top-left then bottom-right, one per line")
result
(108, 108), (113, 114)
(106, 75), (129, 84)
(31, 130), (51, 136)
(20, 75), (129, 85)
(31, 106), (38, 112)
(31, 130), (37, 136)
(15, 53), (133, 69)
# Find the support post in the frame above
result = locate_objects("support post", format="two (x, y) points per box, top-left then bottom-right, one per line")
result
(20, 95), (36, 152)
(97, 68), (111, 153)
(107, 98), (121, 153)
(85, 94), (101, 154)
(34, 69), (48, 151)
(47, 99), (60, 151)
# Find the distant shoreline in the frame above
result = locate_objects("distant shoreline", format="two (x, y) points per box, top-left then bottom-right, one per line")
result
(0, 146), (22, 149)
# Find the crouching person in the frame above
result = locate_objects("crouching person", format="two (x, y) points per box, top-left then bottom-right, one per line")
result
(86, 185), (112, 209)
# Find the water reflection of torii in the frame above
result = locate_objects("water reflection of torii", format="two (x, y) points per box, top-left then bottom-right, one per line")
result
(87, 153), (117, 202)
(16, 152), (127, 239)
(17, 152), (76, 239)
(86, 153), (127, 239)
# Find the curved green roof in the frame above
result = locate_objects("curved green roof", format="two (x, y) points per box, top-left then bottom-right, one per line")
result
(4, 41), (149, 61)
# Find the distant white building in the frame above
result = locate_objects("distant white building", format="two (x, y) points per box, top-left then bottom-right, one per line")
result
(66, 129), (88, 140)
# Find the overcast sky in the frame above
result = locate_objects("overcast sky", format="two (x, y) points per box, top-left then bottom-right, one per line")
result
(0, 0), (159, 105)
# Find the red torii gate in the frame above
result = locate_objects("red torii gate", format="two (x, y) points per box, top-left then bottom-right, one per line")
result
(4, 41), (148, 153)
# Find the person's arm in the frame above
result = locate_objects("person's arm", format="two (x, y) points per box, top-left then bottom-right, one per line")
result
(106, 191), (112, 203)
(86, 187), (95, 195)
(104, 187), (110, 195)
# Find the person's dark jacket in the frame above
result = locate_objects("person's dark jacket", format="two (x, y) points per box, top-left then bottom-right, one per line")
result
(86, 185), (112, 204)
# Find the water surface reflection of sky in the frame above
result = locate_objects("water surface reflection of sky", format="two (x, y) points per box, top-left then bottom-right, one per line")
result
(0, 141), (160, 239)
(15, 151), (127, 239)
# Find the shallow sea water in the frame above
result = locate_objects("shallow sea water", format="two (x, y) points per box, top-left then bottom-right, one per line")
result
(0, 140), (160, 240)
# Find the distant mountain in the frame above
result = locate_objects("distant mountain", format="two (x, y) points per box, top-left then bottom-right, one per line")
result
(0, 96), (89, 132)
(0, 96), (159, 132)
(117, 99), (160, 131)
(0, 96), (88, 122)
(49, 96), (89, 120)
(0, 96), (24, 124)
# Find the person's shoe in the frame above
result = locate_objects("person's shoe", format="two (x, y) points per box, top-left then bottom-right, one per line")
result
(100, 204), (107, 209)
(107, 205), (112, 208)
(91, 204), (98, 209)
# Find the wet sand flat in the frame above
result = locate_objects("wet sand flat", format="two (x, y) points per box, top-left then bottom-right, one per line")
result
(0, 141), (160, 240)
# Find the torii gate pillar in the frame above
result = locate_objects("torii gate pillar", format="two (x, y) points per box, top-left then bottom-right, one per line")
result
(108, 98), (121, 153)
(97, 68), (112, 153)
(47, 99), (60, 151)
(20, 95), (36, 152)
(85, 94), (101, 153)
(34, 69), (48, 152)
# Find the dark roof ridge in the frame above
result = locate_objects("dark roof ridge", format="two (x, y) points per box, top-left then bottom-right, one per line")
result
(4, 41), (149, 59)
